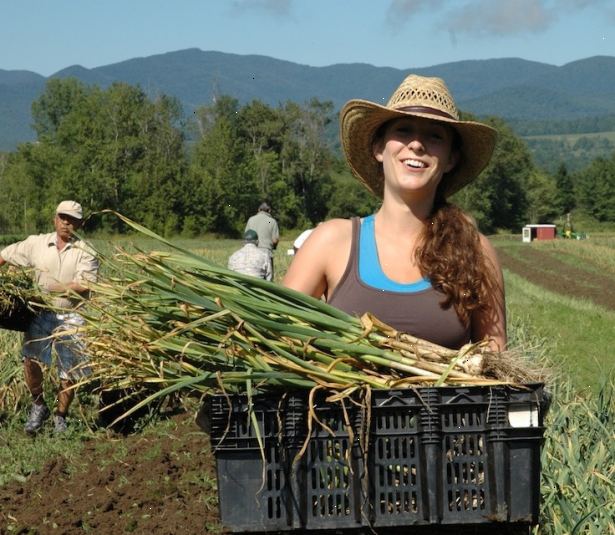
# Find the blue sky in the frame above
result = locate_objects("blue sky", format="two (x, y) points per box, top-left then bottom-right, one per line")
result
(2, 0), (614, 76)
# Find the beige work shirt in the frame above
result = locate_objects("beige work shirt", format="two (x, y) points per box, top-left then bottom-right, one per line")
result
(1, 232), (98, 310)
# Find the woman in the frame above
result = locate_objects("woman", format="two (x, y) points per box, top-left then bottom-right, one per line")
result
(283, 74), (506, 351)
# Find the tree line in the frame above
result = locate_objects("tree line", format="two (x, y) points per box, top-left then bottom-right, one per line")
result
(0, 78), (614, 237)
(526, 136), (615, 174)
(508, 114), (615, 137)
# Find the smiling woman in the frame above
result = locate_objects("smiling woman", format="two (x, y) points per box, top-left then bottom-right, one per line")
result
(283, 74), (506, 352)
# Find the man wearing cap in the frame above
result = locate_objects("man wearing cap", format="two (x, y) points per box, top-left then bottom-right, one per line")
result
(0, 200), (98, 434)
(227, 229), (272, 280)
(245, 202), (279, 281)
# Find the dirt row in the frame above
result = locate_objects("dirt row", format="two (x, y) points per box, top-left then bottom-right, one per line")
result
(495, 245), (615, 311)
(0, 412), (221, 535)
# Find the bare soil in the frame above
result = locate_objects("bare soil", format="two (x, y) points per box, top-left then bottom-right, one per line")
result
(495, 245), (615, 310)
(0, 411), (222, 535)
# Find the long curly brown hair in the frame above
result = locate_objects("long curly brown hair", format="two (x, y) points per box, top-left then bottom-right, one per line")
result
(415, 191), (499, 328)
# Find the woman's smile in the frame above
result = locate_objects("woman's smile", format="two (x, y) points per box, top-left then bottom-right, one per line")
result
(402, 158), (427, 169)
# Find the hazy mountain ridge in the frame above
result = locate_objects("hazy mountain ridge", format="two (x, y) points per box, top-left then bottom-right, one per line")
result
(1, 49), (615, 150)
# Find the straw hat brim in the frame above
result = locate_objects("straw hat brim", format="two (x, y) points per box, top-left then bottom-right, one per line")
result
(340, 99), (497, 198)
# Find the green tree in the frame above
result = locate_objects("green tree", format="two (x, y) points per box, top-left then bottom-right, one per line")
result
(277, 99), (334, 228)
(31, 78), (87, 139)
(189, 96), (250, 234)
(18, 79), (187, 234)
(0, 142), (65, 233)
(326, 165), (380, 219)
(5, 81), (341, 236)
(119, 92), (187, 234)
(525, 169), (560, 223)
(189, 97), (336, 233)
(237, 99), (287, 220)
(454, 116), (532, 232)
(577, 155), (615, 222)
(554, 163), (575, 213)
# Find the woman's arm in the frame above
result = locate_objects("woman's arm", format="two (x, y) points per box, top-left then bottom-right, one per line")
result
(471, 235), (507, 352)
(283, 219), (352, 299)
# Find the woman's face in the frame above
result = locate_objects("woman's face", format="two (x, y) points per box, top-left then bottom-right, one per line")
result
(373, 116), (458, 199)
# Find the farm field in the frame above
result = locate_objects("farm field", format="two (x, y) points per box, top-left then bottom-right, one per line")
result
(492, 236), (615, 391)
(0, 235), (613, 534)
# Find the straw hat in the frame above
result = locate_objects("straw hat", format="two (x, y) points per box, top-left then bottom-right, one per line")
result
(340, 74), (497, 198)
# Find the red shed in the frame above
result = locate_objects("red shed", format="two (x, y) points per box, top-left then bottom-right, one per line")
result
(522, 224), (556, 242)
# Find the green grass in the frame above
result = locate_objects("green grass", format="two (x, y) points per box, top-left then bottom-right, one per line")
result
(493, 235), (615, 392)
(504, 269), (615, 392)
(0, 411), (88, 487)
(538, 376), (614, 535)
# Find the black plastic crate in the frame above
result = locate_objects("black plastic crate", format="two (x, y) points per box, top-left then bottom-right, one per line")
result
(207, 393), (299, 531)
(296, 392), (367, 531)
(205, 384), (545, 533)
(368, 385), (544, 528)
(207, 390), (366, 532)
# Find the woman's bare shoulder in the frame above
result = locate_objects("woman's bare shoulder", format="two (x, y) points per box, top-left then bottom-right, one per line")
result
(310, 218), (353, 245)
(283, 218), (353, 298)
(295, 218), (353, 263)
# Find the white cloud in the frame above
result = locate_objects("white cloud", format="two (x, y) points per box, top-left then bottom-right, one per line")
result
(383, 0), (613, 37)
(385, 0), (446, 29)
(448, 0), (551, 36)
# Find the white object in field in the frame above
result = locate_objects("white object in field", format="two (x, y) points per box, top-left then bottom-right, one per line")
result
(287, 249), (295, 256)
(522, 226), (531, 242)
(508, 403), (539, 427)
(293, 228), (314, 250)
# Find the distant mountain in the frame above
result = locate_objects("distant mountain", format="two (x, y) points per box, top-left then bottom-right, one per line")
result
(0, 70), (46, 148)
(2, 49), (615, 151)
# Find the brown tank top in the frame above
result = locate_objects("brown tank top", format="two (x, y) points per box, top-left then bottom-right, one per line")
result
(328, 217), (470, 349)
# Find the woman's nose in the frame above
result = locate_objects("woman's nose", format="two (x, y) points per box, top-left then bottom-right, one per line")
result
(407, 136), (424, 151)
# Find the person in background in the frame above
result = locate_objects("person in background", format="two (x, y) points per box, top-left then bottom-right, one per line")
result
(563, 212), (573, 238)
(245, 202), (279, 281)
(284, 74), (506, 352)
(228, 229), (272, 280)
(0, 200), (98, 434)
